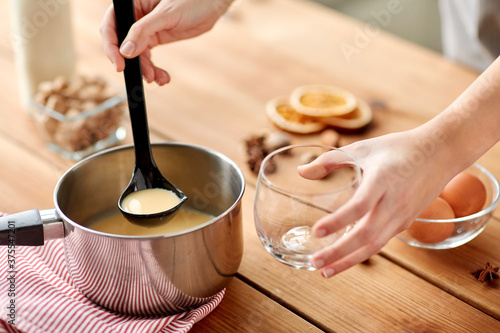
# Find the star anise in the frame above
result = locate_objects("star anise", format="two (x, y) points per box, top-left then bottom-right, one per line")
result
(471, 262), (500, 283)
(244, 134), (268, 175)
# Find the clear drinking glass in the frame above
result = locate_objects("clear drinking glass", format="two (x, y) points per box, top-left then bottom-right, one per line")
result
(254, 144), (361, 270)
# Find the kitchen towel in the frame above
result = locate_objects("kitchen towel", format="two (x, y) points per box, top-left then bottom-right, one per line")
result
(0, 212), (223, 333)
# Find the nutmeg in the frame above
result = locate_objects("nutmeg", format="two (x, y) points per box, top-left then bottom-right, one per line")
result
(320, 128), (340, 147)
(299, 152), (319, 165)
(264, 131), (292, 152)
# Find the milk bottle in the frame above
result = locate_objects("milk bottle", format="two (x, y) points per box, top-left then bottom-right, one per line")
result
(9, 0), (75, 111)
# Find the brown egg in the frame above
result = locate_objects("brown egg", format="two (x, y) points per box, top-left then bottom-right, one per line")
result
(440, 172), (486, 218)
(407, 197), (455, 244)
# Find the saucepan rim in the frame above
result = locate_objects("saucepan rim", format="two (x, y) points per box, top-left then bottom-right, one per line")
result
(53, 142), (246, 239)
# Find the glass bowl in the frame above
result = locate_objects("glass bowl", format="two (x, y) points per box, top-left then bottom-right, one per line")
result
(396, 163), (499, 249)
(30, 76), (127, 161)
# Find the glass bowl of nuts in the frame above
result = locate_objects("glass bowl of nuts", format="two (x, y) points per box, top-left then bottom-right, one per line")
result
(30, 74), (127, 161)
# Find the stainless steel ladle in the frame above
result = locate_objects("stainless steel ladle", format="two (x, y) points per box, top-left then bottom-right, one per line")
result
(113, 0), (187, 227)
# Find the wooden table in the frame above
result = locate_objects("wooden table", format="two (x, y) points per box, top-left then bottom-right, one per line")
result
(1, 0), (499, 331)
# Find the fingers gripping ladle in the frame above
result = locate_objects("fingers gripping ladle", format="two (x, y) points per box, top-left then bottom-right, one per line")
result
(113, 0), (187, 227)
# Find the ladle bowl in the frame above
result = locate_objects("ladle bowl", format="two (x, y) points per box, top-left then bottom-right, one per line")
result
(118, 165), (188, 228)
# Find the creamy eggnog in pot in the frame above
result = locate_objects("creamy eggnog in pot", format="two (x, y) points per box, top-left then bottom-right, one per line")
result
(89, 207), (213, 236)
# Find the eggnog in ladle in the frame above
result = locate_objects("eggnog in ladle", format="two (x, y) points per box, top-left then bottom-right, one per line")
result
(121, 188), (183, 215)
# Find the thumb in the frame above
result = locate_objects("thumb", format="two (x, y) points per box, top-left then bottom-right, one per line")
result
(119, 22), (149, 58)
(298, 149), (358, 180)
(119, 11), (167, 58)
(297, 161), (328, 180)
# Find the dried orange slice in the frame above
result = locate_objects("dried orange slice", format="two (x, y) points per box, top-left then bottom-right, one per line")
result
(266, 96), (326, 134)
(290, 85), (358, 117)
(318, 98), (373, 130)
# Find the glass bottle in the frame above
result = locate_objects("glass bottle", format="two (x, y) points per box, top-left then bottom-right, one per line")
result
(9, 0), (76, 112)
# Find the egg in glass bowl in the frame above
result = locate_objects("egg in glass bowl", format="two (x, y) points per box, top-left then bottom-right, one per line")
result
(396, 163), (499, 249)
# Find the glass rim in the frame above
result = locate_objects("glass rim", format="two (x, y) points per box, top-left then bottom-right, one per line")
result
(30, 94), (126, 122)
(258, 143), (362, 196)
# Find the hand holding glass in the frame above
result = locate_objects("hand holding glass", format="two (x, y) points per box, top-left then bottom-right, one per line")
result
(254, 144), (361, 270)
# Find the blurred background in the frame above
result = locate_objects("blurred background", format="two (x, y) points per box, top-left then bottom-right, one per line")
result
(311, 0), (442, 53)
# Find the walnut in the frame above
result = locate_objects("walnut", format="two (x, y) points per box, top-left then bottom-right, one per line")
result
(45, 95), (67, 114)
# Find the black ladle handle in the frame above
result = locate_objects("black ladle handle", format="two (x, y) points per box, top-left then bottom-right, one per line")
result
(113, 0), (154, 171)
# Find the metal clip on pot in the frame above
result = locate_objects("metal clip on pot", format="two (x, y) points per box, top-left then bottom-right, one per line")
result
(0, 209), (64, 246)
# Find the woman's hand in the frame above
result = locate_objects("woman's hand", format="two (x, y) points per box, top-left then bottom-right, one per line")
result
(298, 55), (500, 278)
(100, 0), (233, 85)
(298, 130), (454, 278)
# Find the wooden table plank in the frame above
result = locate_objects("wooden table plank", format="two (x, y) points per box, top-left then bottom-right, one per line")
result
(383, 218), (500, 320)
(0, 134), (62, 213)
(236, 185), (500, 332)
(191, 278), (324, 333)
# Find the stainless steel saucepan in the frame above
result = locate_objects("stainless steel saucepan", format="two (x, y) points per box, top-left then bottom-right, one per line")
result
(0, 143), (245, 316)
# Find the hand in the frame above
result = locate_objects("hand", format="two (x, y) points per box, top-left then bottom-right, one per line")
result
(298, 55), (500, 278)
(100, 0), (233, 85)
(298, 131), (455, 278)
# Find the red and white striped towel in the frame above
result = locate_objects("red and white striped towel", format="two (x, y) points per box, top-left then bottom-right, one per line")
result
(0, 212), (223, 333)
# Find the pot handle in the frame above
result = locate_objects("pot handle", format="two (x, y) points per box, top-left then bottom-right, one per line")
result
(0, 209), (64, 246)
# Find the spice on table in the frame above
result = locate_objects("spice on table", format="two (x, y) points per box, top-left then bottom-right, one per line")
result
(320, 128), (340, 147)
(245, 134), (268, 174)
(244, 133), (284, 175)
(470, 262), (499, 283)
(263, 131), (291, 152)
(299, 152), (318, 165)
(243, 128), (345, 175)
